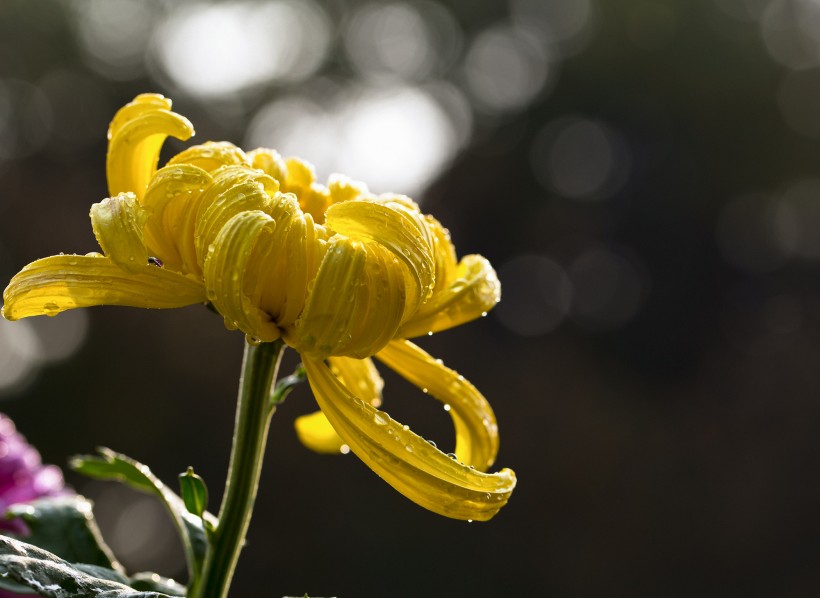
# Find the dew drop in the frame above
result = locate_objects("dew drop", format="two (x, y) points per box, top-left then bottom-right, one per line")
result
(339, 444), (350, 455)
(43, 302), (60, 316)
(373, 414), (388, 426)
(427, 331), (433, 336)
(405, 445), (414, 453)
(422, 387), (429, 394)
(427, 439), (437, 449)
(481, 311), (488, 317)
(467, 519), (473, 523)
(245, 334), (261, 346)
(147, 256), (163, 267)
(443, 404), (451, 412)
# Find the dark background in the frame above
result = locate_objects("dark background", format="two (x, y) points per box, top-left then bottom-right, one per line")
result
(2, 0), (820, 596)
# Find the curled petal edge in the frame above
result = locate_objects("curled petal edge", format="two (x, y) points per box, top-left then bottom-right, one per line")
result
(303, 357), (516, 521)
(376, 339), (499, 471)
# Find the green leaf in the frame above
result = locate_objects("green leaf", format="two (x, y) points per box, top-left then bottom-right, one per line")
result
(270, 363), (306, 408)
(128, 572), (186, 597)
(0, 535), (174, 597)
(178, 467), (208, 520)
(70, 448), (217, 584)
(5, 495), (120, 571)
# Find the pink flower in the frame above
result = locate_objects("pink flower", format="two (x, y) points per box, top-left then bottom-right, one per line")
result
(0, 413), (67, 534)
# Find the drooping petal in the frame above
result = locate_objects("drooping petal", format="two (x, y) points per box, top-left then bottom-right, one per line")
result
(399, 254), (500, 338)
(329, 356), (384, 407)
(90, 193), (149, 274)
(376, 340), (498, 471)
(302, 357), (516, 521)
(295, 356), (383, 454)
(2, 255), (205, 320)
(203, 210), (280, 342)
(107, 98), (194, 199)
(294, 410), (346, 454)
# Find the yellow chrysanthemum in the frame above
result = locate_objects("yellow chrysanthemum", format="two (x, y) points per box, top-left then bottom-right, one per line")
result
(2, 94), (515, 521)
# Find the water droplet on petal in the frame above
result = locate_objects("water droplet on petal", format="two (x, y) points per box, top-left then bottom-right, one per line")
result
(374, 413), (388, 426)
(148, 256), (163, 267)
(443, 404), (451, 412)
(339, 444), (350, 454)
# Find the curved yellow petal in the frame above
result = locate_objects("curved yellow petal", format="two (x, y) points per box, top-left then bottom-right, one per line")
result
(327, 173), (369, 205)
(341, 242), (407, 357)
(107, 93), (172, 140)
(196, 181), (272, 265)
(203, 210), (280, 342)
(107, 101), (194, 199)
(142, 164), (213, 272)
(2, 254), (205, 320)
(424, 214), (458, 297)
(303, 357), (516, 521)
(295, 357), (382, 454)
(325, 199), (434, 319)
(293, 237), (367, 357)
(294, 410), (346, 454)
(247, 148), (287, 186)
(399, 254), (500, 338)
(168, 141), (249, 173)
(328, 356), (383, 407)
(90, 193), (149, 274)
(280, 157), (328, 223)
(376, 340), (498, 471)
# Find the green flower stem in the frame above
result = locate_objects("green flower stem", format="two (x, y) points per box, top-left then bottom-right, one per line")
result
(191, 339), (286, 598)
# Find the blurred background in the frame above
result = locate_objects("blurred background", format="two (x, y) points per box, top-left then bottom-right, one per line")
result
(1, 0), (820, 595)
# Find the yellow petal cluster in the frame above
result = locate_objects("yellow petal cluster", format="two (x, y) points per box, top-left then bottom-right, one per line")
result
(1, 94), (515, 521)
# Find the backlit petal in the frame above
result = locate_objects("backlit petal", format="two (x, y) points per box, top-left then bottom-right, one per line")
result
(303, 357), (516, 521)
(376, 340), (498, 470)
(399, 254), (500, 338)
(90, 193), (149, 274)
(107, 99), (194, 199)
(247, 148), (287, 187)
(2, 255), (205, 320)
(203, 210), (280, 342)
(167, 141), (249, 173)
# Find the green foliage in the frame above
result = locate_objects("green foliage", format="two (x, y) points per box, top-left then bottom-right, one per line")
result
(0, 535), (177, 597)
(178, 467), (209, 521)
(6, 496), (119, 571)
(70, 448), (217, 584)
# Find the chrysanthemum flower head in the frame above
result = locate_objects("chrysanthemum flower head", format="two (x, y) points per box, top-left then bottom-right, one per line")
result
(2, 94), (515, 521)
